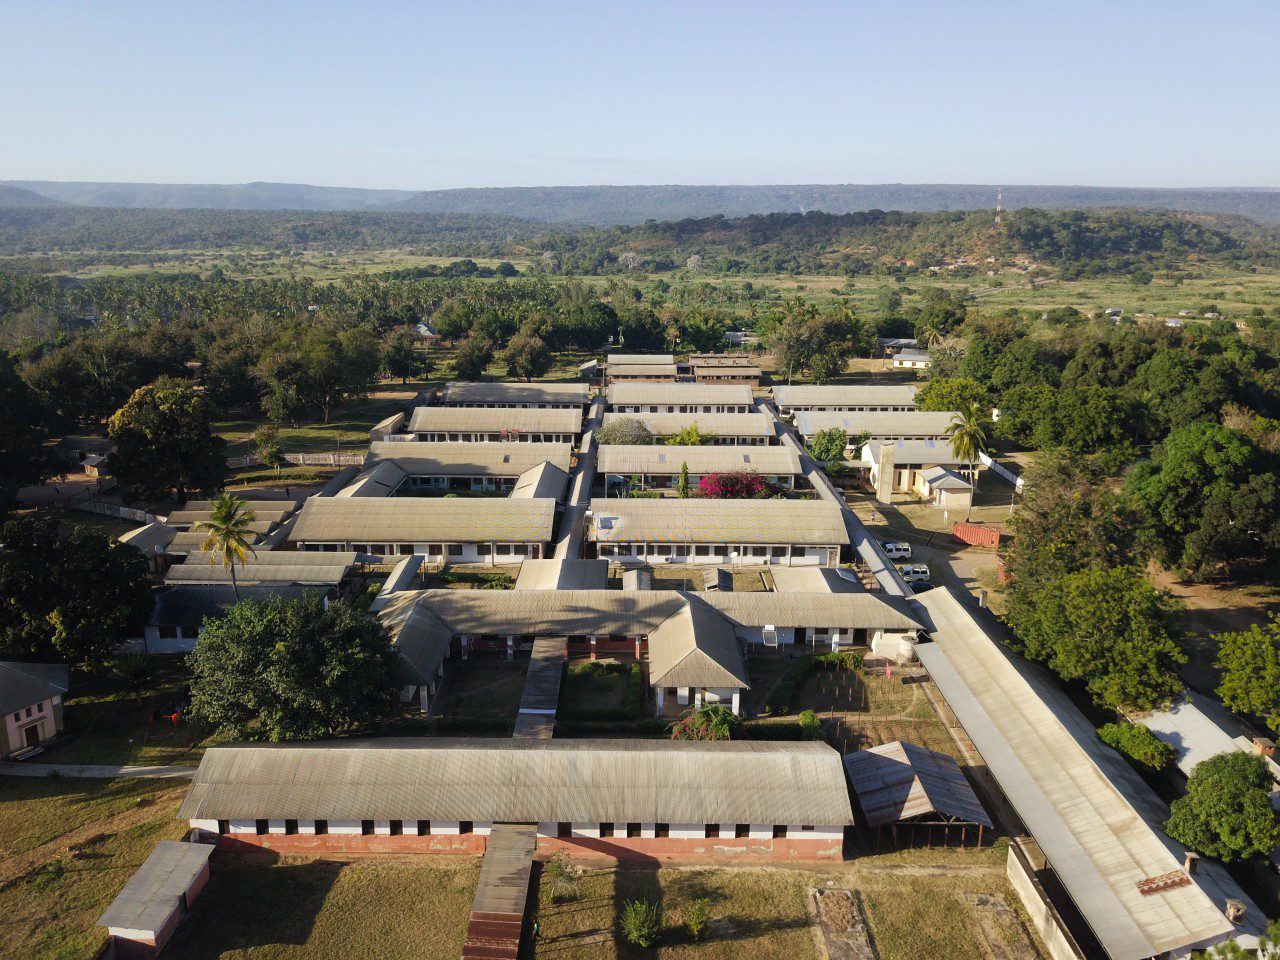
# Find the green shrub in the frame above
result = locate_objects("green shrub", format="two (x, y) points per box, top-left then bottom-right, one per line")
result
(798, 709), (821, 740)
(669, 704), (739, 741)
(765, 655), (814, 715)
(815, 651), (863, 672)
(1097, 722), (1176, 771)
(621, 899), (661, 948)
(686, 899), (710, 942)
(542, 852), (579, 903)
(627, 662), (645, 716)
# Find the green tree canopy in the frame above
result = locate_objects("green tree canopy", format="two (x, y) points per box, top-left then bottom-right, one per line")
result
(665, 423), (716, 446)
(914, 376), (989, 412)
(0, 349), (55, 515)
(807, 426), (849, 463)
(383, 325), (430, 383)
(1124, 422), (1280, 579)
(107, 376), (227, 502)
(1007, 566), (1185, 712)
(1215, 618), (1280, 735)
(453, 335), (495, 381)
(501, 332), (553, 381)
(1164, 752), (1280, 863)
(0, 516), (153, 670)
(596, 418), (653, 445)
(187, 594), (399, 741)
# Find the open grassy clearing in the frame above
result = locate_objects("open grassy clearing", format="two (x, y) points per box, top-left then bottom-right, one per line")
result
(563, 661), (640, 716)
(0, 775), (187, 960)
(534, 845), (1043, 960)
(38, 658), (219, 767)
(165, 854), (479, 960)
(433, 657), (528, 722)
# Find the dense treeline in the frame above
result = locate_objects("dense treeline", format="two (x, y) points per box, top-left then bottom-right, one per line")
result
(3, 205), (1278, 279)
(0, 206), (544, 253)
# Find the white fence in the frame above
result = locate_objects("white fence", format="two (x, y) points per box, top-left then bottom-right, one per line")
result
(979, 452), (1024, 493)
(70, 499), (166, 524)
(227, 452), (366, 469)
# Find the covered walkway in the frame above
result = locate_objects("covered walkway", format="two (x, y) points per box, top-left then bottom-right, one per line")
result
(461, 823), (538, 960)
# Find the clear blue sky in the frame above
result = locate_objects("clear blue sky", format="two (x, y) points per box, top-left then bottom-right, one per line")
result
(2, 1), (1277, 190)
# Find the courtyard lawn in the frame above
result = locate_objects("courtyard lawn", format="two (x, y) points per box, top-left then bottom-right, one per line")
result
(562, 661), (642, 719)
(164, 854), (479, 960)
(0, 775), (188, 960)
(38, 657), (220, 768)
(433, 657), (528, 723)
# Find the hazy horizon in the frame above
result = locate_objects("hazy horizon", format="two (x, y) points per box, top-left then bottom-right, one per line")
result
(3, 2), (1278, 190)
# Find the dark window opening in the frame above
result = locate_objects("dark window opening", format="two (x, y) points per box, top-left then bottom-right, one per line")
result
(390, 820), (403, 836)
(734, 824), (749, 839)
(459, 821), (473, 835)
(255, 819), (268, 836)
(217, 820), (229, 835)
(361, 820), (375, 836)
(557, 822), (572, 838)
(704, 824), (720, 838)
(417, 821), (430, 836)
(284, 819), (298, 835)
(654, 823), (670, 838)
(315, 820), (328, 835)
(599, 822), (614, 837)
(772, 825), (787, 839)
(626, 822), (641, 838)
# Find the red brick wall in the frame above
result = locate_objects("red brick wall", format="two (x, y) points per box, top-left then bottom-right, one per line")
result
(209, 831), (842, 861)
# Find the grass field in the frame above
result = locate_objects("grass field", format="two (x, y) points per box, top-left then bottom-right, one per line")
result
(563, 661), (638, 715)
(433, 657), (528, 722)
(165, 854), (479, 960)
(0, 775), (188, 960)
(39, 658), (218, 767)
(534, 846), (1044, 960)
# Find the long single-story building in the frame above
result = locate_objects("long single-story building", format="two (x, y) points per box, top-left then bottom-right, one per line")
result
(773, 384), (918, 415)
(354, 441), (573, 494)
(608, 382), (754, 414)
(599, 445), (803, 493)
(377, 587), (921, 712)
(139, 584), (325, 654)
(606, 354), (680, 383)
(180, 738), (854, 861)
(97, 840), (214, 959)
(1, 661), (69, 760)
(407, 406), (582, 443)
(439, 381), (590, 409)
(795, 410), (956, 446)
(601, 411), (779, 445)
(914, 587), (1268, 959)
(588, 498), (848, 566)
(290, 497), (558, 563)
(685, 354), (763, 387)
(892, 348), (931, 370)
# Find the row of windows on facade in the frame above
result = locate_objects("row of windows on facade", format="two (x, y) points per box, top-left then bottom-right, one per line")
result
(219, 820), (816, 838)
(302, 543), (537, 556)
(414, 433), (575, 442)
(597, 544), (814, 557)
(12, 701), (46, 723)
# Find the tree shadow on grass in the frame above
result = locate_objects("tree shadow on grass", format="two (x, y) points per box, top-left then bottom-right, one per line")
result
(163, 852), (342, 960)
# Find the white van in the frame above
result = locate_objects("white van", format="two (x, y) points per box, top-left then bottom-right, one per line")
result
(897, 563), (931, 584)
(880, 541), (912, 560)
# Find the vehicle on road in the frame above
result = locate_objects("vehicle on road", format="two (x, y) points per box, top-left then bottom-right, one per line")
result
(880, 541), (912, 560)
(897, 562), (931, 584)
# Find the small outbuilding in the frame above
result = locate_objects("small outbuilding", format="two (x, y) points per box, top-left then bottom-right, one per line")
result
(97, 839), (214, 959)
(1, 661), (69, 759)
(844, 741), (992, 847)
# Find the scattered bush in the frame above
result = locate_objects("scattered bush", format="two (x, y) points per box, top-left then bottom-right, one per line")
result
(669, 704), (739, 741)
(1097, 721), (1176, 771)
(686, 899), (710, 942)
(798, 709), (821, 740)
(621, 899), (661, 948)
(542, 852), (580, 903)
(815, 651), (863, 672)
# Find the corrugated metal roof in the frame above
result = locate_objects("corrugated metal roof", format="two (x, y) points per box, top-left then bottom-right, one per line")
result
(609, 364), (680, 378)
(608, 353), (675, 365)
(441, 382), (589, 405)
(602, 412), (775, 438)
(508, 461), (569, 500)
(118, 522), (177, 554)
(702, 591), (922, 630)
(178, 738), (855, 826)
(608, 383), (753, 406)
(921, 466), (971, 490)
(513, 559), (610, 591)
(914, 586), (1264, 959)
(648, 598), (749, 689)
(865, 439), (966, 465)
(183, 550), (360, 566)
(795, 410), (955, 439)
(367, 441), (573, 475)
(0, 661), (69, 716)
(290, 498), (557, 544)
(768, 566), (859, 594)
(408, 406), (583, 434)
(167, 530), (267, 555)
(164, 562), (350, 586)
(1140, 692), (1280, 783)
(843, 741), (992, 828)
(151, 585), (320, 635)
(588, 498), (848, 545)
(600, 445), (801, 476)
(97, 841), (213, 932)
(377, 591), (456, 683)
(337, 460), (406, 497)
(773, 385), (918, 408)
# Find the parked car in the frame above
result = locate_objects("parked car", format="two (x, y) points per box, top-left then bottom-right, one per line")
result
(881, 541), (912, 560)
(897, 563), (931, 584)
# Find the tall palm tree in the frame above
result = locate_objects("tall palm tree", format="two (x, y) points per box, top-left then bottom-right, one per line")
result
(946, 401), (992, 521)
(194, 493), (258, 601)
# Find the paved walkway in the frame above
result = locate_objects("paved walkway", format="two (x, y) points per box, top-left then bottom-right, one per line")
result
(553, 393), (605, 560)
(0, 761), (197, 779)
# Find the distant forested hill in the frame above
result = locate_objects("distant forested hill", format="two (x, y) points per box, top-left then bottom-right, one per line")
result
(532, 208), (1280, 277)
(0, 180), (416, 211)
(395, 183), (1280, 226)
(0, 185), (64, 207)
(0, 207), (543, 253)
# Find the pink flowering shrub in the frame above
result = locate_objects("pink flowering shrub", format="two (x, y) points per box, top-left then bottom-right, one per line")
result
(697, 470), (780, 499)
